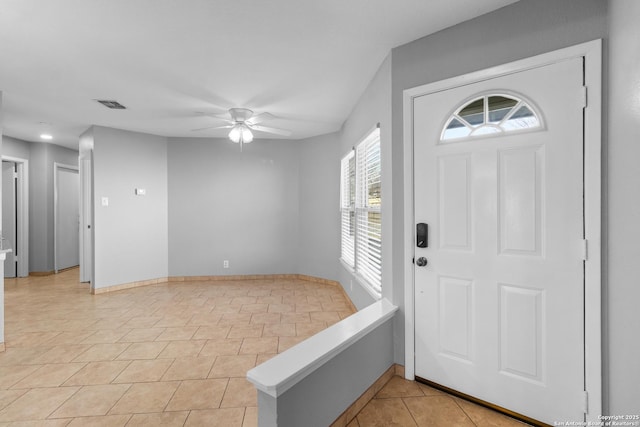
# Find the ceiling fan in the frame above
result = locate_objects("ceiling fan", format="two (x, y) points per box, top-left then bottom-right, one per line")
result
(192, 108), (292, 149)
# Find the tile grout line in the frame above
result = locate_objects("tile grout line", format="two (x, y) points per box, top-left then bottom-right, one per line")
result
(452, 396), (481, 427)
(161, 378), (184, 413)
(218, 377), (232, 411)
(104, 382), (134, 419)
(43, 383), (83, 422)
(398, 396), (420, 427)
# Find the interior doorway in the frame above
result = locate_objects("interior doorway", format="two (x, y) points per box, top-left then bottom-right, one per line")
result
(1, 156), (29, 278)
(54, 163), (79, 273)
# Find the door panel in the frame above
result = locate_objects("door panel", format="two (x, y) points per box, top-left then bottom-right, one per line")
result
(438, 154), (472, 250)
(414, 58), (584, 423)
(498, 283), (543, 383)
(438, 276), (473, 361)
(498, 146), (543, 255)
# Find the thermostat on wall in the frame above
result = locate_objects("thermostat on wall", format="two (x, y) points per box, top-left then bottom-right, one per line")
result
(135, 188), (146, 196)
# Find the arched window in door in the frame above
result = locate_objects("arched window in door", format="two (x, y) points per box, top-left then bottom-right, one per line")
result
(441, 93), (542, 142)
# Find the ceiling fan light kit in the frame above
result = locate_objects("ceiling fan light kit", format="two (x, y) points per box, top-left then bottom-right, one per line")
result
(229, 123), (254, 144)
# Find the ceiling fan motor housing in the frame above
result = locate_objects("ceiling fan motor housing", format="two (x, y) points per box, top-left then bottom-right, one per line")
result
(229, 108), (253, 122)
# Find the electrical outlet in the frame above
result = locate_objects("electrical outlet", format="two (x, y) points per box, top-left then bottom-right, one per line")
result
(223, 260), (229, 269)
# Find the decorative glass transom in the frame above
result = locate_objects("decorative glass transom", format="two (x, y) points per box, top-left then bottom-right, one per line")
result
(441, 94), (541, 142)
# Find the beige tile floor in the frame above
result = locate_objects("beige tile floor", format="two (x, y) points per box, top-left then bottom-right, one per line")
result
(0, 269), (530, 426)
(348, 376), (530, 427)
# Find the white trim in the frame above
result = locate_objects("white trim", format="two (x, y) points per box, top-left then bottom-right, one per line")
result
(1, 155), (29, 277)
(402, 39), (602, 420)
(582, 40), (602, 420)
(403, 91), (416, 381)
(53, 162), (79, 274)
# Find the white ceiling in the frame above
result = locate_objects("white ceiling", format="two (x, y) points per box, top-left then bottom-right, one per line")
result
(0, 0), (518, 150)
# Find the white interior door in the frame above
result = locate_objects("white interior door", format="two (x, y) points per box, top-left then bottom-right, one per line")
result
(413, 58), (585, 423)
(2, 161), (17, 278)
(56, 166), (80, 271)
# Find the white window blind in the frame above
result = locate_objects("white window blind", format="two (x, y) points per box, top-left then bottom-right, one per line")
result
(340, 127), (382, 298)
(340, 151), (355, 267)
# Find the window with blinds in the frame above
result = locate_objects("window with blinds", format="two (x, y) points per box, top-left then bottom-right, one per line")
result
(340, 151), (356, 267)
(340, 127), (382, 298)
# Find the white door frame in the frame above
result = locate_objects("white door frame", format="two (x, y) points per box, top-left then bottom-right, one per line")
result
(403, 40), (602, 419)
(54, 162), (79, 273)
(1, 155), (29, 277)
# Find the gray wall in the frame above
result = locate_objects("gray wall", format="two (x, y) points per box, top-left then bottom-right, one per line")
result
(88, 130), (338, 283)
(297, 132), (340, 281)
(606, 0), (640, 415)
(167, 137), (300, 277)
(2, 136), (30, 159)
(92, 126), (168, 289)
(2, 136), (78, 273)
(389, 0), (608, 369)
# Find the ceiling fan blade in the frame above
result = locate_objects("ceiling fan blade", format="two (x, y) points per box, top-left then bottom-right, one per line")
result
(195, 111), (232, 122)
(191, 124), (233, 132)
(249, 124), (292, 136)
(246, 112), (275, 125)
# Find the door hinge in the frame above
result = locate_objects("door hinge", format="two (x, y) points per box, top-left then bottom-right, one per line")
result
(13, 171), (18, 180)
(582, 390), (589, 413)
(581, 239), (588, 261)
(581, 86), (588, 109)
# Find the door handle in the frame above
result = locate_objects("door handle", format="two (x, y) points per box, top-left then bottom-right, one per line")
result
(416, 257), (428, 267)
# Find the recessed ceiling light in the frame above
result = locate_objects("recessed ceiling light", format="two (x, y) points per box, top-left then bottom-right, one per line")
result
(40, 134), (53, 140)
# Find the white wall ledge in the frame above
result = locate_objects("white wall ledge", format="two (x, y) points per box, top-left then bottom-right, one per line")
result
(247, 298), (398, 398)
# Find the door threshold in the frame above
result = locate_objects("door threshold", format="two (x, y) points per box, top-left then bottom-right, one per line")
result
(415, 376), (549, 427)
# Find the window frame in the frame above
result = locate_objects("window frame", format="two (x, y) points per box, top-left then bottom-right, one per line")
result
(440, 92), (544, 143)
(340, 126), (382, 299)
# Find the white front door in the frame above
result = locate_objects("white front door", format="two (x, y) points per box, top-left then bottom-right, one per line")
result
(413, 58), (585, 423)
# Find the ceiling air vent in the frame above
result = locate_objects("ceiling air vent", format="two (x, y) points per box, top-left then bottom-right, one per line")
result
(96, 100), (126, 109)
